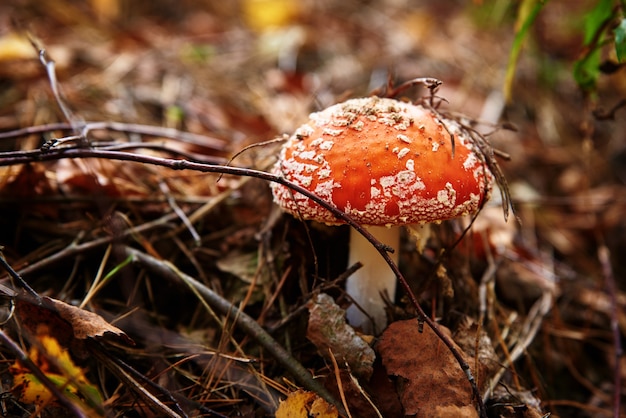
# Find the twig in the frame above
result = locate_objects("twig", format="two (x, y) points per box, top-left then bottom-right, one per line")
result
(87, 340), (189, 418)
(123, 246), (346, 415)
(31, 40), (85, 136)
(0, 141), (225, 166)
(596, 238), (622, 418)
(13, 211), (180, 279)
(381, 76), (443, 101)
(0, 121), (226, 152)
(0, 249), (42, 303)
(348, 373), (383, 418)
(217, 135), (287, 182)
(328, 349), (351, 418)
(159, 180), (201, 246)
(266, 262), (364, 335)
(477, 231), (497, 325)
(593, 98), (626, 120)
(483, 291), (553, 401)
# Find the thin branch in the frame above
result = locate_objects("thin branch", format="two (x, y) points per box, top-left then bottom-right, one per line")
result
(593, 98), (626, 120)
(13, 211), (180, 279)
(0, 249), (42, 303)
(159, 180), (201, 246)
(86, 339), (211, 418)
(382, 76), (443, 101)
(596, 238), (622, 418)
(0, 121), (226, 152)
(328, 349), (352, 418)
(482, 291), (553, 401)
(123, 246), (346, 415)
(31, 40), (85, 135)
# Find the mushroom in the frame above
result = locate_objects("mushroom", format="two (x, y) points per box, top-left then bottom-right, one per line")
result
(271, 96), (492, 334)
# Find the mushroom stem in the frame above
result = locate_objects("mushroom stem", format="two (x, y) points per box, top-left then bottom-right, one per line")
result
(345, 225), (400, 335)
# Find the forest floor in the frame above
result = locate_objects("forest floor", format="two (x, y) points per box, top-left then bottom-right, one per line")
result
(0, 1), (624, 417)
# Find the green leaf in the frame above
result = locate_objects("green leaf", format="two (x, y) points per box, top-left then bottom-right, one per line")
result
(615, 18), (626, 62)
(582, 0), (613, 44)
(503, 0), (547, 102)
(573, 0), (615, 92)
(573, 47), (601, 92)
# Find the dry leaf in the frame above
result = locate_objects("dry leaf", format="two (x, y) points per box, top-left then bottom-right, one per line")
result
(10, 332), (103, 412)
(90, 0), (121, 22)
(377, 320), (478, 418)
(15, 294), (134, 347)
(48, 297), (133, 342)
(488, 386), (545, 417)
(0, 32), (37, 61)
(306, 293), (375, 379)
(241, 0), (300, 32)
(453, 317), (499, 388)
(275, 390), (338, 418)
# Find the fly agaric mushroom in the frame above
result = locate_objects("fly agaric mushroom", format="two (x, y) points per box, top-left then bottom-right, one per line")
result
(271, 96), (493, 334)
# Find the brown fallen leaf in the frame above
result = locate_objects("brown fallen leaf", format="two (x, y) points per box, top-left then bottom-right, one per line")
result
(452, 317), (499, 389)
(306, 293), (375, 379)
(488, 386), (545, 418)
(275, 390), (338, 418)
(48, 297), (133, 343)
(15, 293), (134, 347)
(376, 319), (478, 418)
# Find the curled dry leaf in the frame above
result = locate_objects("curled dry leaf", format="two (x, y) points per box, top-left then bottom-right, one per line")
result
(377, 319), (478, 418)
(48, 297), (133, 343)
(488, 386), (544, 418)
(453, 317), (499, 388)
(275, 390), (338, 418)
(15, 294), (134, 346)
(306, 293), (375, 379)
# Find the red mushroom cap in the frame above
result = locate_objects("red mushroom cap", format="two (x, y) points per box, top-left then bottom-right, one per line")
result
(271, 96), (492, 226)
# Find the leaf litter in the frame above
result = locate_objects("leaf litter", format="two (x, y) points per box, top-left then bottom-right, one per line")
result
(0, 1), (625, 417)
(377, 320), (479, 418)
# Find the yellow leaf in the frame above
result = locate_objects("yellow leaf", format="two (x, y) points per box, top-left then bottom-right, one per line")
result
(90, 0), (120, 21)
(241, 0), (299, 32)
(12, 372), (57, 406)
(9, 334), (103, 410)
(0, 33), (37, 61)
(275, 390), (338, 418)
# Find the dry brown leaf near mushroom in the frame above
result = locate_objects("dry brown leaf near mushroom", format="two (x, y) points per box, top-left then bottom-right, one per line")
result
(376, 319), (479, 418)
(272, 96), (493, 334)
(306, 293), (376, 379)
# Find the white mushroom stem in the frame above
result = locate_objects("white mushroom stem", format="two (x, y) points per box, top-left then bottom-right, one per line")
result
(345, 225), (400, 335)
